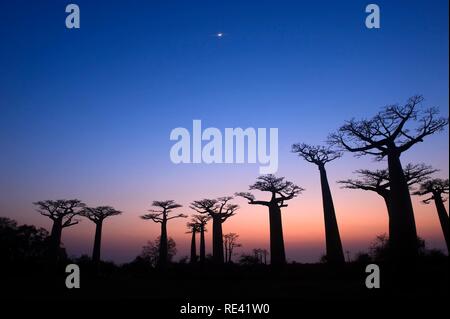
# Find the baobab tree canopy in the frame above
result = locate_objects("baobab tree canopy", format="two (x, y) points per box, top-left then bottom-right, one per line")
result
(291, 143), (342, 166)
(34, 199), (86, 227)
(328, 95), (448, 159)
(186, 222), (201, 233)
(192, 214), (210, 227)
(236, 174), (303, 207)
(81, 206), (122, 223)
(141, 200), (187, 222)
(339, 164), (437, 193)
(190, 197), (238, 221)
(414, 178), (449, 203)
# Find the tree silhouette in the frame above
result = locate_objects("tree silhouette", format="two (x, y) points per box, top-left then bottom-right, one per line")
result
(140, 236), (177, 267)
(0, 217), (50, 263)
(236, 174), (303, 265)
(329, 95), (448, 260)
(34, 199), (85, 260)
(414, 178), (449, 254)
(339, 163), (435, 218)
(186, 221), (201, 263)
(80, 206), (122, 264)
(291, 143), (345, 264)
(140, 200), (187, 267)
(191, 214), (210, 264)
(223, 232), (242, 263)
(190, 197), (238, 264)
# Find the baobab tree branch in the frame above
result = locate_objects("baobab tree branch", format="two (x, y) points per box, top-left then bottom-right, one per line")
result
(291, 143), (342, 166)
(235, 192), (269, 206)
(329, 96), (448, 161)
(339, 163), (435, 194)
(398, 108), (448, 153)
(338, 179), (379, 192)
(413, 178), (449, 203)
(168, 213), (188, 220)
(62, 217), (80, 228)
(141, 213), (164, 223)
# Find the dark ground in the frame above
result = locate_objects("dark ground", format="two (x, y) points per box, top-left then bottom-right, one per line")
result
(1, 257), (448, 317)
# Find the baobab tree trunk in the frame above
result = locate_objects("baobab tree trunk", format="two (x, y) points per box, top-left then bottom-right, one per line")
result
(199, 226), (206, 264)
(190, 229), (197, 263)
(387, 151), (418, 261)
(268, 204), (286, 265)
(318, 165), (345, 264)
(212, 216), (224, 264)
(92, 221), (103, 264)
(50, 218), (63, 260)
(158, 221), (168, 267)
(433, 194), (450, 254)
(381, 195), (393, 218)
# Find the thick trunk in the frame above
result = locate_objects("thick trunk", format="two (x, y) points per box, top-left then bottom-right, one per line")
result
(433, 194), (450, 254)
(199, 226), (206, 263)
(212, 217), (224, 263)
(381, 193), (393, 218)
(190, 230), (197, 263)
(387, 151), (418, 261)
(268, 204), (286, 265)
(50, 218), (63, 260)
(92, 221), (103, 264)
(158, 221), (168, 267)
(319, 165), (345, 264)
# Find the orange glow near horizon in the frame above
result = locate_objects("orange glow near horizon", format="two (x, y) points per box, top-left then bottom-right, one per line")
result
(23, 182), (446, 264)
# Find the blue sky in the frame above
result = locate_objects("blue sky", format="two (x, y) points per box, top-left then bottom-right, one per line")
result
(0, 0), (448, 262)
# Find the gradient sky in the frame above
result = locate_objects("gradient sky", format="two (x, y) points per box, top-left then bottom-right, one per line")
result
(0, 0), (448, 263)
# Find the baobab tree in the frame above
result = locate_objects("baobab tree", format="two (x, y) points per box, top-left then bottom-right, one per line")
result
(34, 199), (85, 260)
(186, 221), (201, 263)
(190, 197), (238, 264)
(291, 143), (345, 264)
(140, 200), (187, 267)
(329, 95), (448, 260)
(80, 206), (122, 264)
(339, 163), (436, 218)
(236, 174), (303, 265)
(414, 178), (449, 254)
(223, 232), (242, 263)
(191, 214), (210, 264)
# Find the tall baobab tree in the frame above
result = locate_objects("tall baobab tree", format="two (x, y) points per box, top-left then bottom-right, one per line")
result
(140, 200), (187, 267)
(223, 232), (242, 263)
(186, 221), (201, 263)
(414, 178), (449, 254)
(329, 95), (448, 260)
(291, 143), (345, 264)
(236, 174), (303, 265)
(191, 214), (210, 264)
(339, 163), (436, 218)
(81, 206), (122, 264)
(34, 199), (85, 260)
(190, 197), (238, 264)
